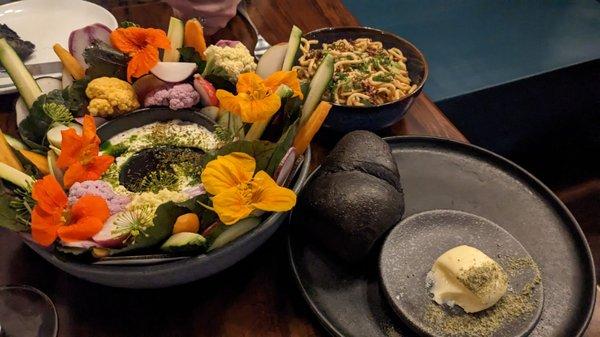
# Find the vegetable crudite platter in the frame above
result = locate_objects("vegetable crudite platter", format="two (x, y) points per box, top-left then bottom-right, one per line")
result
(0, 19), (332, 288)
(288, 132), (595, 336)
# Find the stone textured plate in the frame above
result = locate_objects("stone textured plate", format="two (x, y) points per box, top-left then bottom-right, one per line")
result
(379, 209), (543, 337)
(288, 136), (595, 337)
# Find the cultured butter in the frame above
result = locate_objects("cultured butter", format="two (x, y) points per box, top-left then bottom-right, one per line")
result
(427, 245), (508, 313)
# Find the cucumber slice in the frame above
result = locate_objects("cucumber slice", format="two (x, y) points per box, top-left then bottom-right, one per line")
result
(161, 232), (206, 253)
(208, 217), (261, 251)
(4, 134), (28, 151)
(281, 25), (302, 71)
(256, 43), (288, 78)
(0, 38), (42, 108)
(163, 17), (185, 62)
(0, 162), (34, 189)
(300, 54), (334, 125)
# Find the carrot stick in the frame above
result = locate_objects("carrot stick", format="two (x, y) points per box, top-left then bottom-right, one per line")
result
(184, 19), (207, 60)
(0, 129), (24, 172)
(53, 44), (85, 80)
(293, 101), (332, 154)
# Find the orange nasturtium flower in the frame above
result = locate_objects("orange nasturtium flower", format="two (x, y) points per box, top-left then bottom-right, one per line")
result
(110, 27), (171, 81)
(201, 152), (296, 225)
(57, 115), (114, 188)
(216, 71), (303, 123)
(30, 175), (110, 246)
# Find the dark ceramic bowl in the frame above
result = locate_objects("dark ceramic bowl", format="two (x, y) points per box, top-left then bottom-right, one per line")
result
(303, 27), (428, 133)
(24, 108), (311, 288)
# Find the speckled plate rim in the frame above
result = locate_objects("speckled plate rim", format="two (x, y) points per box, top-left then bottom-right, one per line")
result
(287, 135), (596, 337)
(22, 108), (312, 287)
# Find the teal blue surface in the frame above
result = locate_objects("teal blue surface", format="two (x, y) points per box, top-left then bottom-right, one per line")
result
(343, 1), (600, 101)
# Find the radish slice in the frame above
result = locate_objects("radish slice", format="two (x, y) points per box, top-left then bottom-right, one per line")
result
(60, 240), (99, 249)
(92, 214), (128, 248)
(215, 40), (241, 47)
(68, 23), (112, 68)
(275, 147), (297, 185)
(61, 68), (74, 89)
(133, 74), (167, 102)
(193, 74), (218, 106)
(150, 62), (197, 83)
(74, 116), (107, 127)
(200, 106), (219, 120)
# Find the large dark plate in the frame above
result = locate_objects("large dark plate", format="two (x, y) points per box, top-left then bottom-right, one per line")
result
(288, 136), (595, 336)
(25, 108), (312, 288)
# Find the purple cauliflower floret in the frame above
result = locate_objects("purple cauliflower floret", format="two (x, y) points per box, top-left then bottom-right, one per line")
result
(144, 83), (200, 110)
(68, 180), (131, 215)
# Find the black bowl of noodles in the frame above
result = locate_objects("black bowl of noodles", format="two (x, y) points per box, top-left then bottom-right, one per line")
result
(299, 27), (428, 133)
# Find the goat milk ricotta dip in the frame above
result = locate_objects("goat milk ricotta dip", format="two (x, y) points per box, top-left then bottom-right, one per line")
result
(100, 120), (223, 204)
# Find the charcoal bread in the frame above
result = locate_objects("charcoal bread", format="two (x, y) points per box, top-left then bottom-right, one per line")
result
(294, 131), (404, 263)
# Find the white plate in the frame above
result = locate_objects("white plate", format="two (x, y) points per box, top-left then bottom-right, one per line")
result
(0, 0), (118, 94)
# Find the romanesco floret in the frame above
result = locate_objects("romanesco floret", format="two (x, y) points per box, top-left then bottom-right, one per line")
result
(203, 43), (257, 81)
(86, 77), (140, 117)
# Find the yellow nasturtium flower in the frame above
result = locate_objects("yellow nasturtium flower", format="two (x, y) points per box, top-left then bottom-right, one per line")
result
(201, 152), (297, 225)
(216, 71), (303, 123)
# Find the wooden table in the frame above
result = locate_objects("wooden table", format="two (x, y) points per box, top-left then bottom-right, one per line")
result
(0, 0), (596, 336)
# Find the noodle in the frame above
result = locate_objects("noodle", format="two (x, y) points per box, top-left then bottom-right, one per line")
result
(292, 38), (417, 106)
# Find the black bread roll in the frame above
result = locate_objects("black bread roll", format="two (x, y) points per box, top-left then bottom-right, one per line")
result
(322, 130), (401, 190)
(294, 131), (404, 263)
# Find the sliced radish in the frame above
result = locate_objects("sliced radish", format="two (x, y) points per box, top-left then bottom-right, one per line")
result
(92, 214), (128, 248)
(275, 147), (297, 185)
(68, 23), (112, 68)
(46, 123), (83, 149)
(199, 106), (219, 120)
(60, 240), (99, 249)
(15, 77), (63, 125)
(150, 62), (197, 83)
(193, 74), (218, 106)
(256, 43), (288, 78)
(215, 40), (241, 47)
(132, 74), (167, 102)
(61, 68), (74, 89)
(74, 116), (107, 127)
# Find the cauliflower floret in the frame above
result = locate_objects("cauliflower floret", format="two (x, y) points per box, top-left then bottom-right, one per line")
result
(144, 83), (200, 110)
(203, 43), (257, 81)
(86, 77), (140, 117)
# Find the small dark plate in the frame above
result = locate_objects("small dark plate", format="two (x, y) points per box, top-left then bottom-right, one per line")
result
(288, 136), (595, 336)
(379, 209), (543, 337)
(304, 27), (428, 133)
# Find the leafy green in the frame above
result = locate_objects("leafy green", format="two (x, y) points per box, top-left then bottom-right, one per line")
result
(108, 195), (210, 256)
(200, 140), (277, 174)
(265, 121), (298, 176)
(18, 91), (60, 150)
(119, 21), (140, 28)
(100, 141), (129, 157)
(204, 74), (236, 93)
(83, 41), (129, 80)
(62, 77), (90, 117)
(178, 47), (206, 73)
(0, 182), (29, 232)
